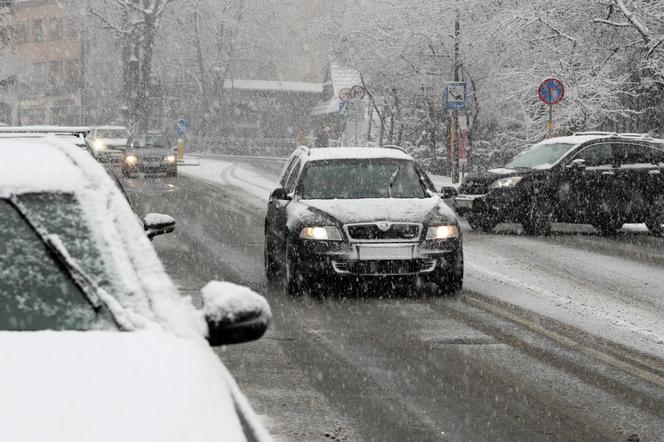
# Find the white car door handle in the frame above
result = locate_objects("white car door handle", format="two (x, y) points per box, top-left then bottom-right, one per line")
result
(602, 171), (614, 176)
(649, 170), (661, 175)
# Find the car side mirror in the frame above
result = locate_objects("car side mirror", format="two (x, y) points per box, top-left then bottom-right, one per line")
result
(202, 281), (272, 346)
(144, 213), (176, 239)
(566, 158), (586, 171)
(270, 187), (291, 200)
(439, 185), (458, 199)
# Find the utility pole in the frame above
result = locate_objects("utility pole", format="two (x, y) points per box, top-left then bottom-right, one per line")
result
(450, 9), (460, 183)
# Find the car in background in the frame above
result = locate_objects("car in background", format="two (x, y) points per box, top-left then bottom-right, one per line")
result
(87, 125), (131, 165)
(0, 136), (272, 441)
(264, 146), (463, 296)
(455, 132), (664, 236)
(122, 133), (178, 177)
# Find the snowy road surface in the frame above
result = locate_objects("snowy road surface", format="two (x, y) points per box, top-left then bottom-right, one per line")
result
(123, 159), (664, 441)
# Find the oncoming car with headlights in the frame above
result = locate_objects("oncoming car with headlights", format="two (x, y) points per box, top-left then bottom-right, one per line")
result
(455, 133), (664, 236)
(264, 146), (463, 296)
(122, 133), (178, 177)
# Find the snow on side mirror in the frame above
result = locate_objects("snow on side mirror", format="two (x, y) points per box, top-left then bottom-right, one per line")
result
(144, 213), (176, 239)
(566, 158), (586, 171)
(202, 281), (272, 346)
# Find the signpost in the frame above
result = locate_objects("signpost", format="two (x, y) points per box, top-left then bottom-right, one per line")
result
(175, 118), (189, 161)
(444, 82), (468, 181)
(537, 78), (564, 138)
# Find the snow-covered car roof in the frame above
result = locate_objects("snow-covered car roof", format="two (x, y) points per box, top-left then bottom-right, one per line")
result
(0, 125), (91, 134)
(306, 146), (414, 162)
(93, 125), (129, 130)
(537, 134), (607, 145)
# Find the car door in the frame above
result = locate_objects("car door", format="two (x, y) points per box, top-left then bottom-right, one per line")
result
(562, 142), (620, 224)
(273, 157), (302, 250)
(266, 153), (299, 240)
(615, 142), (664, 221)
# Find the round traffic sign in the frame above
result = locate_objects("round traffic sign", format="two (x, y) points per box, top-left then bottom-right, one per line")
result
(350, 85), (365, 100)
(538, 78), (564, 105)
(338, 88), (351, 102)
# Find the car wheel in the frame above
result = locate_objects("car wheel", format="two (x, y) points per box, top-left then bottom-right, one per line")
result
(467, 213), (497, 233)
(264, 236), (281, 285)
(645, 196), (664, 237)
(434, 249), (464, 296)
(522, 200), (552, 236)
(284, 249), (306, 297)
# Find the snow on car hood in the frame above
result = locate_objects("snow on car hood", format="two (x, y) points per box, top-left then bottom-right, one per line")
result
(0, 331), (260, 442)
(302, 196), (456, 224)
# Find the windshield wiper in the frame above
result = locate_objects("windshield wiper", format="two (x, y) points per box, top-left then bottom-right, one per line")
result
(6, 194), (103, 311)
(388, 165), (401, 198)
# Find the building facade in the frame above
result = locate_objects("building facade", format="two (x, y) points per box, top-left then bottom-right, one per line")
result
(0, 0), (83, 125)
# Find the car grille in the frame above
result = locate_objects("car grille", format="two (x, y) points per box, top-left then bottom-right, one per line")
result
(459, 181), (488, 195)
(142, 156), (163, 162)
(345, 222), (421, 242)
(332, 259), (436, 275)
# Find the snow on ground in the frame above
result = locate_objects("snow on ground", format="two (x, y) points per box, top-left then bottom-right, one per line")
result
(180, 156), (277, 206)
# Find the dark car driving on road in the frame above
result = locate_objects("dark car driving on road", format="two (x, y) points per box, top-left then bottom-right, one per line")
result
(455, 132), (664, 236)
(264, 146), (463, 296)
(122, 133), (177, 177)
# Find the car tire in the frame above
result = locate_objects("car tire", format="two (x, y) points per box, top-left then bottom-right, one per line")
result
(284, 248), (306, 297)
(264, 235), (281, 285)
(434, 249), (464, 296)
(467, 213), (497, 233)
(646, 196), (664, 237)
(522, 200), (552, 236)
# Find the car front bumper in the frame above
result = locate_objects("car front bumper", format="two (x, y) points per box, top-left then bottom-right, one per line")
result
(454, 189), (527, 221)
(123, 162), (177, 174)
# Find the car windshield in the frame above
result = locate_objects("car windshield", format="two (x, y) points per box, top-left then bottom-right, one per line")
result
(0, 194), (116, 331)
(300, 159), (428, 199)
(127, 135), (169, 149)
(96, 129), (129, 139)
(505, 142), (575, 169)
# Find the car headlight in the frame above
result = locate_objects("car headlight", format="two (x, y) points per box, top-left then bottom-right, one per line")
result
(489, 176), (523, 189)
(426, 225), (459, 240)
(299, 226), (342, 241)
(124, 154), (138, 165)
(164, 154), (176, 163)
(92, 140), (106, 152)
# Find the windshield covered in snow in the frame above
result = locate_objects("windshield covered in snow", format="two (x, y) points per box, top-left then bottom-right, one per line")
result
(0, 194), (116, 331)
(300, 159), (428, 199)
(127, 135), (170, 149)
(505, 142), (575, 169)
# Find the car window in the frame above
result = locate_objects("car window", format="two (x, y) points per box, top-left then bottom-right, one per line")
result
(0, 198), (114, 331)
(299, 159), (428, 199)
(127, 135), (170, 149)
(572, 143), (616, 167)
(285, 158), (302, 193)
(279, 154), (300, 187)
(618, 143), (664, 167)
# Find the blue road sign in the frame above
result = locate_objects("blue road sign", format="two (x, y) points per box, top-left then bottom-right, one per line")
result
(444, 82), (467, 111)
(175, 118), (189, 137)
(538, 78), (565, 105)
(338, 100), (349, 116)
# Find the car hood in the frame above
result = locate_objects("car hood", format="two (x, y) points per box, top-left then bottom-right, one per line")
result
(98, 138), (127, 148)
(300, 196), (457, 224)
(0, 330), (262, 442)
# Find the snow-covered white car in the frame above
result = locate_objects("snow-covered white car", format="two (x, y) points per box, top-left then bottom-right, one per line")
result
(88, 126), (131, 165)
(0, 137), (272, 441)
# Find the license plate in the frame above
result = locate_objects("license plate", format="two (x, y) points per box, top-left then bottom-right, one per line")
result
(357, 245), (414, 260)
(455, 198), (473, 209)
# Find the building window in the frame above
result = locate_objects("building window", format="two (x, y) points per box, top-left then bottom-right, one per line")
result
(49, 17), (62, 41)
(49, 60), (63, 88)
(14, 21), (29, 44)
(33, 18), (44, 42)
(66, 17), (78, 39)
(65, 60), (79, 90)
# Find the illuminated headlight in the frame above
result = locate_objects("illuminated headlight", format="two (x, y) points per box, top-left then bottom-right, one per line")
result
(124, 154), (138, 165)
(92, 140), (106, 152)
(164, 154), (176, 163)
(489, 176), (523, 189)
(426, 225), (459, 240)
(299, 226), (342, 241)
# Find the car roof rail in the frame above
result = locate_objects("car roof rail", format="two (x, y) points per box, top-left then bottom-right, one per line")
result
(295, 144), (311, 156)
(572, 131), (618, 137)
(382, 144), (408, 153)
(618, 132), (653, 139)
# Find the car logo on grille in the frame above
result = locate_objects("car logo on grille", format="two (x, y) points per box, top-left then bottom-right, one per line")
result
(377, 222), (391, 231)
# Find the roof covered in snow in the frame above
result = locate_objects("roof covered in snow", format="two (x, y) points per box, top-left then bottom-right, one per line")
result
(306, 146), (413, 162)
(224, 79), (323, 93)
